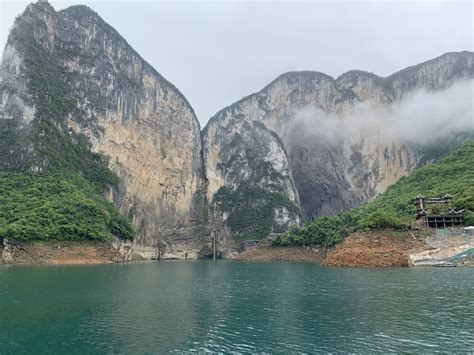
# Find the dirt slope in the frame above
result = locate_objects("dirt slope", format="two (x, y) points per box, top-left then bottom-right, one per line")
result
(323, 231), (431, 267)
(0, 241), (142, 265)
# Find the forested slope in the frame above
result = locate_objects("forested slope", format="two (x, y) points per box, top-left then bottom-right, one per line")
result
(274, 141), (474, 247)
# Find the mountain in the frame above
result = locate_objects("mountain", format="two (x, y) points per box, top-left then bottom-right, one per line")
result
(203, 51), (474, 243)
(273, 141), (474, 248)
(0, 2), (208, 258)
(1, 1), (473, 258)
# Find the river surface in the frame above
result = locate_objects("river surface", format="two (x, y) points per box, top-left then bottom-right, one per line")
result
(0, 261), (473, 353)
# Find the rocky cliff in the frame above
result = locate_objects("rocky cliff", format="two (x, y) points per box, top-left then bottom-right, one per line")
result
(0, 2), (209, 258)
(2, 2), (473, 255)
(203, 51), (474, 240)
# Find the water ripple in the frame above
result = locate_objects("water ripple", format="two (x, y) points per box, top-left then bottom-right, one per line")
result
(0, 262), (473, 353)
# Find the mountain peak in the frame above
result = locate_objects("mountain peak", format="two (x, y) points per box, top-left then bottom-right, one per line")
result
(59, 5), (104, 25)
(26, 0), (54, 12)
(336, 69), (381, 81)
(1, 0), (206, 254)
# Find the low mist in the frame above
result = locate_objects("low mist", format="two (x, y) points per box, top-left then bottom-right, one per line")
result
(293, 79), (474, 145)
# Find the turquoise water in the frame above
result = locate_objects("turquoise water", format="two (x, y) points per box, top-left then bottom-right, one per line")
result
(0, 261), (473, 353)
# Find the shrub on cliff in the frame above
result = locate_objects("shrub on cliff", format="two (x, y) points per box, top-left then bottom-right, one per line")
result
(358, 210), (407, 230)
(0, 16), (134, 242)
(0, 171), (134, 242)
(464, 212), (474, 226)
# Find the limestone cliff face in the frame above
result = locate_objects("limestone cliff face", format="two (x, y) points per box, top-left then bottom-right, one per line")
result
(205, 119), (301, 246)
(2, 2), (473, 253)
(203, 51), (474, 230)
(0, 2), (208, 257)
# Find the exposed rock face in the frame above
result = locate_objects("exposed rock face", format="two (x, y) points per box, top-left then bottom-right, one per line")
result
(206, 119), (301, 246)
(0, 2), (208, 256)
(1, 2), (473, 253)
(203, 51), (474, 234)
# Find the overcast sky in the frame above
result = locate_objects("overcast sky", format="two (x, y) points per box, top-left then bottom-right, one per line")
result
(1, 0), (473, 126)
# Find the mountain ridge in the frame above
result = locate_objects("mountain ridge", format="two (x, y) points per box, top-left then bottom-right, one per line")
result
(203, 50), (473, 243)
(1, 1), (473, 257)
(204, 50), (473, 131)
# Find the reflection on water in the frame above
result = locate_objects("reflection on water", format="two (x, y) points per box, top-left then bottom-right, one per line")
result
(0, 261), (473, 353)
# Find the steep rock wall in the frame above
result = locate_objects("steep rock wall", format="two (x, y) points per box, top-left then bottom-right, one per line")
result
(204, 51), (474, 232)
(2, 2), (473, 252)
(0, 2), (208, 256)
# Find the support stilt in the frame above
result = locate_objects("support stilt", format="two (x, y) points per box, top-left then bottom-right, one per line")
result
(213, 231), (216, 262)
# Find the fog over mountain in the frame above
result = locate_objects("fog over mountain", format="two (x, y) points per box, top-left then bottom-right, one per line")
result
(1, 0), (472, 124)
(203, 51), (474, 241)
(293, 79), (474, 144)
(0, 1), (472, 257)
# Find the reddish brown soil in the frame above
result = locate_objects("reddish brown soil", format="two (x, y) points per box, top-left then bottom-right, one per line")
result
(323, 232), (430, 267)
(1, 241), (131, 265)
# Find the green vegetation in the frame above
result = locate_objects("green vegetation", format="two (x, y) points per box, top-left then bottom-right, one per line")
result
(214, 124), (300, 241)
(4, 17), (116, 189)
(214, 182), (300, 241)
(0, 12), (135, 242)
(274, 141), (474, 247)
(0, 171), (134, 242)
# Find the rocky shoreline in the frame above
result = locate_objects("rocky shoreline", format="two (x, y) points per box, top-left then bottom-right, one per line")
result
(231, 245), (327, 262)
(0, 239), (138, 265)
(323, 232), (430, 267)
(231, 229), (473, 266)
(230, 232), (431, 266)
(2, 229), (472, 266)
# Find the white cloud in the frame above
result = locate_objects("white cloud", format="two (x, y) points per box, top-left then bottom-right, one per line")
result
(292, 80), (474, 144)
